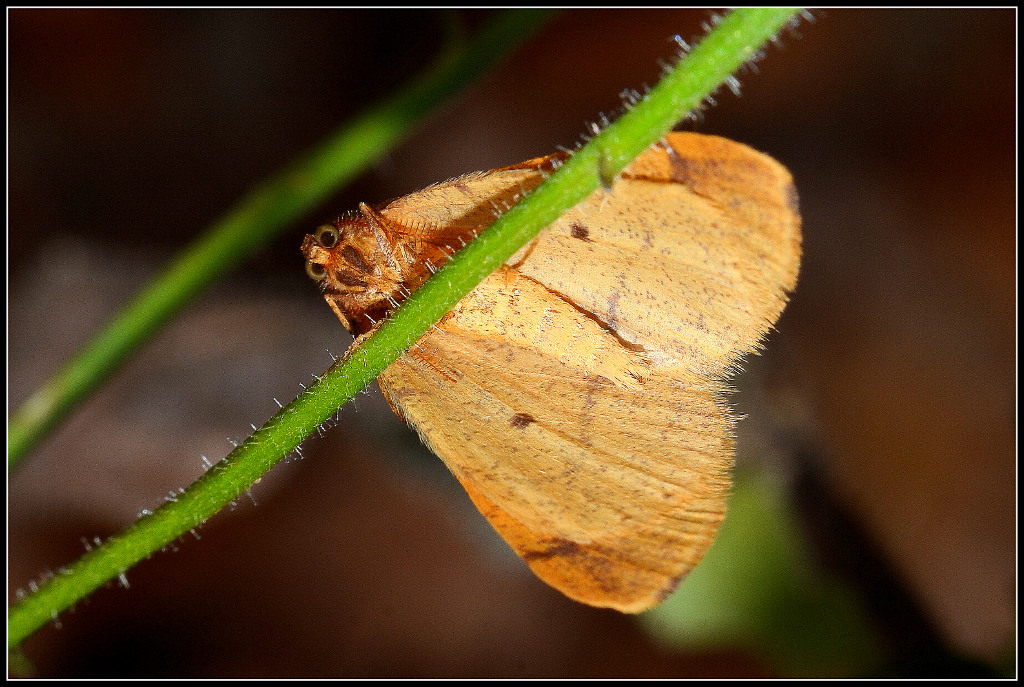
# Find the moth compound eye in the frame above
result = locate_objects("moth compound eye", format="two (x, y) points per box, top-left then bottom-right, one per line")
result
(314, 224), (340, 249)
(305, 260), (328, 281)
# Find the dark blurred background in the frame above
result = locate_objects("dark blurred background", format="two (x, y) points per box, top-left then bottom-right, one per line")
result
(8, 9), (1015, 677)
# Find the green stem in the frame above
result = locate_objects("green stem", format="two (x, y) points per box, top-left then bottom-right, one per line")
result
(7, 8), (556, 470)
(8, 8), (802, 651)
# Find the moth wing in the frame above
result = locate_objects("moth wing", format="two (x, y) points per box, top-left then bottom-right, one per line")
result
(511, 132), (801, 375)
(380, 155), (563, 243)
(378, 268), (733, 612)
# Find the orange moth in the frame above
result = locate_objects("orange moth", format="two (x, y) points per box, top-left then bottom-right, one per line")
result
(301, 132), (801, 612)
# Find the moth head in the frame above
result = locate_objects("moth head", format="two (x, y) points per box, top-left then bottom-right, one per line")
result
(301, 215), (404, 335)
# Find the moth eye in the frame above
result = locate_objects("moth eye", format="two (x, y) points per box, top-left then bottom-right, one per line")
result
(305, 260), (328, 281)
(314, 224), (340, 249)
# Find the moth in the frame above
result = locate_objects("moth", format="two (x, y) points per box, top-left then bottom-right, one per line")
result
(301, 132), (801, 612)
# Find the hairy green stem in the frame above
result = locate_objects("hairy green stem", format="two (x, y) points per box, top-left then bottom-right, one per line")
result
(8, 8), (802, 651)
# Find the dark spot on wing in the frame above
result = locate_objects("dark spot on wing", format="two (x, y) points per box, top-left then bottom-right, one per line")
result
(667, 153), (698, 185)
(521, 538), (583, 562)
(570, 222), (591, 241)
(510, 412), (536, 429)
(667, 153), (728, 188)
